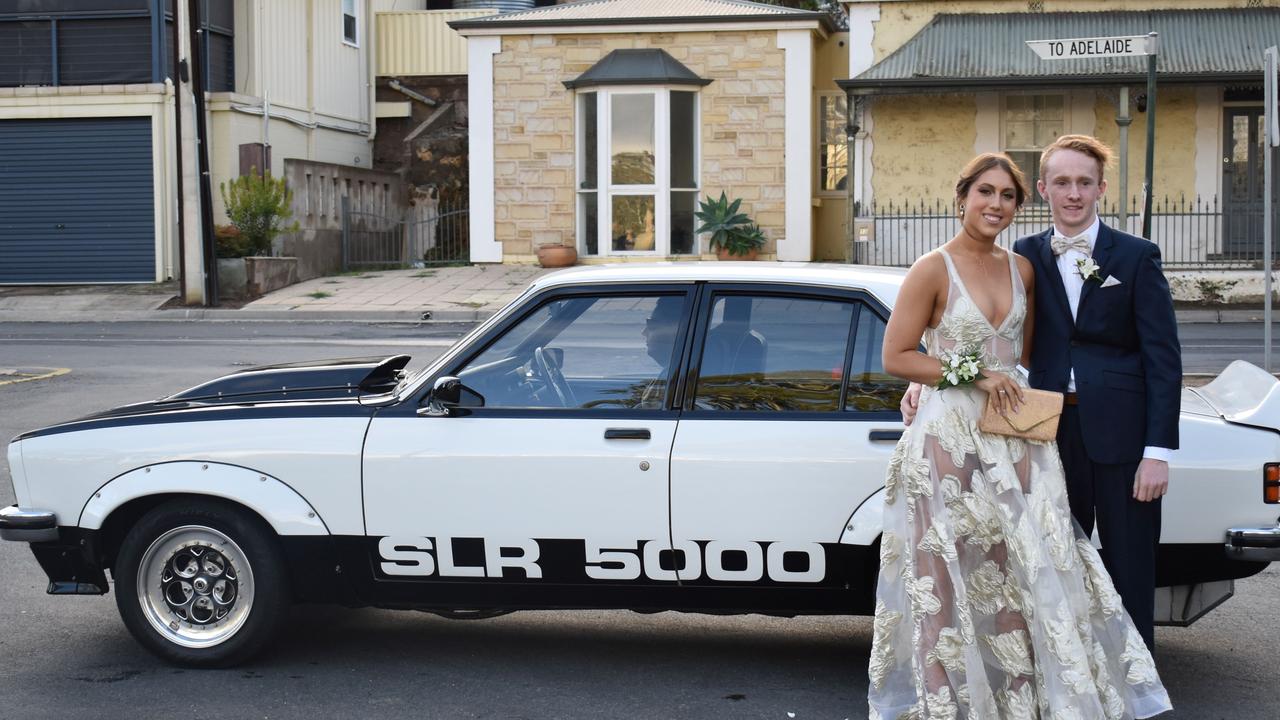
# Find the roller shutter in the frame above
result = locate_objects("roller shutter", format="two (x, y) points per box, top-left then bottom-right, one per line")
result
(0, 117), (155, 283)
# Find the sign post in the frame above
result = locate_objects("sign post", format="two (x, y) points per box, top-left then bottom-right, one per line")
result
(1264, 47), (1277, 372)
(1027, 33), (1159, 237)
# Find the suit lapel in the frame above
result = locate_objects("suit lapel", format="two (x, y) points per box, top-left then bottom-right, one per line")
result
(1077, 222), (1115, 315)
(1037, 228), (1074, 324)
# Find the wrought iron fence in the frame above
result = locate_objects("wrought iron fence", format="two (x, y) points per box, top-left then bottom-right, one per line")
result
(860, 196), (1275, 270)
(406, 192), (470, 266)
(341, 193), (470, 270)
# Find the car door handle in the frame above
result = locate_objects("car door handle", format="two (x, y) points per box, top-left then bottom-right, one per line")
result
(604, 428), (650, 440)
(869, 430), (903, 442)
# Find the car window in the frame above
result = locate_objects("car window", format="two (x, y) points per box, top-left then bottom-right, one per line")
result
(692, 294), (854, 412)
(455, 294), (686, 410)
(844, 304), (909, 413)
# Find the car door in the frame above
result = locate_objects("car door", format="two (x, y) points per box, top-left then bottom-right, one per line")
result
(361, 285), (694, 603)
(668, 284), (907, 610)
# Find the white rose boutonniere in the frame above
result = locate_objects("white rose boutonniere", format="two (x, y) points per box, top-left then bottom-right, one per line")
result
(1075, 257), (1102, 283)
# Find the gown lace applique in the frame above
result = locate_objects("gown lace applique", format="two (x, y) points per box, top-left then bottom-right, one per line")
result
(868, 249), (1172, 720)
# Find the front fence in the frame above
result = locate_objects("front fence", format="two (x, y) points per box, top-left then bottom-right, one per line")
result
(863, 196), (1275, 270)
(341, 194), (470, 270)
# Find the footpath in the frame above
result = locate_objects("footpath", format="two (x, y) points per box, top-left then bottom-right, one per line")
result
(0, 263), (1268, 324)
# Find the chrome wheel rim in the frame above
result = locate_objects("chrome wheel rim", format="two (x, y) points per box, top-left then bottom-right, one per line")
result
(136, 525), (255, 649)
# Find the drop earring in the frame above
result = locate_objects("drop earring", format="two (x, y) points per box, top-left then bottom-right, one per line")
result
(959, 205), (965, 219)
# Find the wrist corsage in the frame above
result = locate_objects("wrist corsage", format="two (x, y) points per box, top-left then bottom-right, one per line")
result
(1075, 256), (1101, 283)
(937, 348), (984, 389)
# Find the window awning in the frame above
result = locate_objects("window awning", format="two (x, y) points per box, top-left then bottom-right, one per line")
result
(563, 48), (713, 90)
(839, 8), (1280, 96)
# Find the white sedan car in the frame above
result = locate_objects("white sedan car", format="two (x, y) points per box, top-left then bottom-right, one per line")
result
(3, 263), (1278, 666)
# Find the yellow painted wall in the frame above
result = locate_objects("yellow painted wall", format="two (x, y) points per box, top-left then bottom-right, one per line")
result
(863, 0), (1268, 63)
(376, 10), (495, 76)
(1089, 87), (1200, 207)
(870, 93), (978, 206)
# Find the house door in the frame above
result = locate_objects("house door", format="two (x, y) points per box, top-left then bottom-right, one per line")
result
(1222, 107), (1279, 259)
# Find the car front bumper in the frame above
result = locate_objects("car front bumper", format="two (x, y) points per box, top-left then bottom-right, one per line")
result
(1225, 524), (1280, 562)
(0, 505), (59, 542)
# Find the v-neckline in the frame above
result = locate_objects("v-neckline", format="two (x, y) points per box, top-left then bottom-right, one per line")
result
(940, 248), (1017, 333)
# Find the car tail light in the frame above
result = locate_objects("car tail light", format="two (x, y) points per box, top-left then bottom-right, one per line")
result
(1266, 463), (1280, 504)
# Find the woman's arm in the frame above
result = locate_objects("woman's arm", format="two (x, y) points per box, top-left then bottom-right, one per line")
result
(882, 254), (948, 385)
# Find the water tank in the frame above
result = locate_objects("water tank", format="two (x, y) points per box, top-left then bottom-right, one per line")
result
(455, 0), (536, 13)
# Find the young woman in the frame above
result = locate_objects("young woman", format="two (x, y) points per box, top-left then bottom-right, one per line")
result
(868, 154), (1171, 719)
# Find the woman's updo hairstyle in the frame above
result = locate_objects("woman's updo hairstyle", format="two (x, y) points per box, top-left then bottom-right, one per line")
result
(954, 152), (1029, 214)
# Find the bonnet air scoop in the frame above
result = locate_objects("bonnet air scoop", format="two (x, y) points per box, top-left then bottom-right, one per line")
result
(163, 354), (412, 403)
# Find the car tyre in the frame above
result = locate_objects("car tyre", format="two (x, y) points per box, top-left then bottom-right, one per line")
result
(114, 498), (289, 667)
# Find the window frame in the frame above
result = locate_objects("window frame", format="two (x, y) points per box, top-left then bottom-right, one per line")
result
(815, 91), (848, 197)
(1000, 91), (1066, 203)
(411, 283), (699, 418)
(679, 283), (902, 420)
(341, 0), (359, 48)
(574, 85), (701, 258)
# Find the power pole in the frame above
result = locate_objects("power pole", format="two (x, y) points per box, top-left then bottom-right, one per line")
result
(188, 0), (218, 304)
(176, 0), (205, 305)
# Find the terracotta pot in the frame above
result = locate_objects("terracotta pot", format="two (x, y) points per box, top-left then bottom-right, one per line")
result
(716, 247), (759, 261)
(536, 244), (578, 268)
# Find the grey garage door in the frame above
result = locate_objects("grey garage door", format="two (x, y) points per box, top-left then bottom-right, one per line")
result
(0, 117), (155, 283)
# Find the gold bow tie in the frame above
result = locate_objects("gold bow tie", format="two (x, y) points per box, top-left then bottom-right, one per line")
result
(1051, 234), (1092, 256)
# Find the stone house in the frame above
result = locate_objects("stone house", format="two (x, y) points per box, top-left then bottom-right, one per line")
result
(450, 0), (849, 263)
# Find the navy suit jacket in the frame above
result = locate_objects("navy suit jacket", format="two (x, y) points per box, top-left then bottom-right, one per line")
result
(1013, 223), (1181, 465)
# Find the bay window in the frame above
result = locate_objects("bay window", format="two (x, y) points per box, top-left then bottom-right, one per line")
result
(576, 87), (701, 257)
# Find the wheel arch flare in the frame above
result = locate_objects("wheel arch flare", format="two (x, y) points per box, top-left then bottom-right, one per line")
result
(79, 461), (330, 537)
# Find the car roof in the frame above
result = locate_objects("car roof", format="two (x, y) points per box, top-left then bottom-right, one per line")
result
(528, 262), (908, 308)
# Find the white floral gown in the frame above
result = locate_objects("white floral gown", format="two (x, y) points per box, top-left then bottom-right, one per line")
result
(868, 249), (1172, 720)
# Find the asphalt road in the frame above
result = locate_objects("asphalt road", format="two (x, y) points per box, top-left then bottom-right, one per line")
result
(0, 320), (1276, 720)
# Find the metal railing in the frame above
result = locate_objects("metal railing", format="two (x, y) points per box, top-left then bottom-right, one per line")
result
(341, 194), (470, 269)
(861, 196), (1276, 270)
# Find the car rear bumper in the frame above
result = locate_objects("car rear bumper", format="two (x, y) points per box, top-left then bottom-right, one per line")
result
(0, 505), (58, 542)
(1225, 524), (1280, 562)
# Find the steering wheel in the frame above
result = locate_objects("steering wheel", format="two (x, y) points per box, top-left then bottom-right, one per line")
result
(533, 346), (578, 408)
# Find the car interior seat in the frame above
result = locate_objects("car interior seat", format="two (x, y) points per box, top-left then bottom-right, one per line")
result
(700, 297), (767, 378)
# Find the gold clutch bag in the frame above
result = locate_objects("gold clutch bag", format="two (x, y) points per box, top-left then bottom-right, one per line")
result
(977, 388), (1064, 442)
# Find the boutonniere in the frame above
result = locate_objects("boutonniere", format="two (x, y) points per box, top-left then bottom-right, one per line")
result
(1075, 257), (1102, 283)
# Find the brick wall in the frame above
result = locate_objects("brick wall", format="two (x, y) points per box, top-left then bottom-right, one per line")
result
(491, 31), (787, 261)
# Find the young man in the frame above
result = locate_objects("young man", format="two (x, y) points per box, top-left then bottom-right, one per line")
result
(902, 135), (1181, 650)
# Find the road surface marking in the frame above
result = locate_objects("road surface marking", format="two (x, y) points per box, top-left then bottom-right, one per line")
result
(0, 367), (70, 387)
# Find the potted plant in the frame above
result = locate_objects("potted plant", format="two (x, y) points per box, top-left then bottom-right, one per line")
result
(219, 169), (302, 298)
(694, 192), (766, 260)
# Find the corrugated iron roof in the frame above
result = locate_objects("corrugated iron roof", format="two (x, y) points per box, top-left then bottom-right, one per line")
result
(563, 49), (713, 89)
(842, 9), (1280, 94)
(449, 0), (832, 32)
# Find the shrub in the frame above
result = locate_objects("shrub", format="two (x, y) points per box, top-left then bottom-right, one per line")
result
(219, 169), (300, 257)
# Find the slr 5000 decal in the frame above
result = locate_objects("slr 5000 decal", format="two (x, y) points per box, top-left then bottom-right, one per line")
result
(377, 537), (828, 584)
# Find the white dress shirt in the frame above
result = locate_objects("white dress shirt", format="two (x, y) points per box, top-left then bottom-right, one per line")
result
(1051, 216), (1171, 463)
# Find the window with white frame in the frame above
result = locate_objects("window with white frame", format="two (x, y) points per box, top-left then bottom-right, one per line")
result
(342, 0), (359, 46)
(576, 87), (700, 257)
(817, 93), (848, 194)
(1002, 94), (1064, 196)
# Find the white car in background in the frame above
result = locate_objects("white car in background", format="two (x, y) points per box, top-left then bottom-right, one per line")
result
(3, 263), (1278, 666)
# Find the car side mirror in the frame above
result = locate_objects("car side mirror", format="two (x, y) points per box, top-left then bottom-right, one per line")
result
(420, 376), (484, 417)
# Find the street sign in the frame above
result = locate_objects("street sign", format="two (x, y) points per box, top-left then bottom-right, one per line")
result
(1026, 34), (1156, 60)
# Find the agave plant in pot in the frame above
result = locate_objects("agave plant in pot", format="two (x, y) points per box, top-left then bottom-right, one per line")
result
(694, 192), (766, 260)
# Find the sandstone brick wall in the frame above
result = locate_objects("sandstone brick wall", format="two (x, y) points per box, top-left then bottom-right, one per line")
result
(491, 31), (787, 261)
